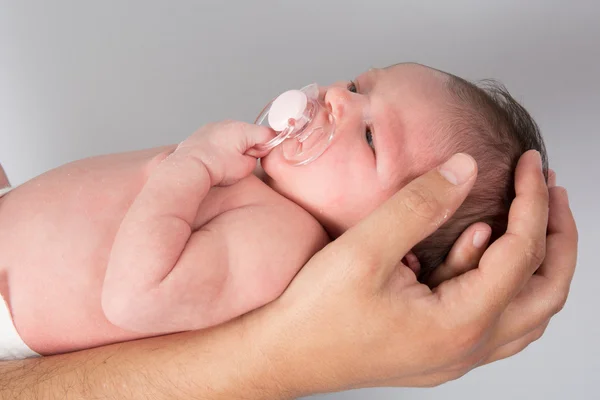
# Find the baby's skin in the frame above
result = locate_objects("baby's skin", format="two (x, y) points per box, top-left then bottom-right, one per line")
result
(0, 123), (327, 355)
(0, 63), (454, 356)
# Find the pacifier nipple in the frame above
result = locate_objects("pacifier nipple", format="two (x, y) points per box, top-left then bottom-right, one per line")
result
(253, 83), (336, 166)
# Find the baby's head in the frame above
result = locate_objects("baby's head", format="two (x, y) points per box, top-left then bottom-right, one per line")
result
(262, 62), (547, 277)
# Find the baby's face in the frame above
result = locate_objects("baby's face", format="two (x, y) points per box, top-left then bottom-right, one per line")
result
(262, 63), (452, 237)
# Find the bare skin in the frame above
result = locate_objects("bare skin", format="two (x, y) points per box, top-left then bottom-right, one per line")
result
(0, 63), (571, 360)
(0, 151), (578, 399)
(0, 63), (469, 356)
(0, 124), (328, 355)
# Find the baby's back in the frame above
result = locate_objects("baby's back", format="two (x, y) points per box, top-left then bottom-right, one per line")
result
(0, 145), (326, 355)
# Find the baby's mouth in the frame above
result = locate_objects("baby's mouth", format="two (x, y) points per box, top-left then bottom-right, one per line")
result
(253, 83), (337, 166)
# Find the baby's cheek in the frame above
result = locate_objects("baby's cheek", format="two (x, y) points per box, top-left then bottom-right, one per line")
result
(261, 147), (286, 178)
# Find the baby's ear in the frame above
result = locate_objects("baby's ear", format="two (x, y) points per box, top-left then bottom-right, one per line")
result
(401, 251), (421, 276)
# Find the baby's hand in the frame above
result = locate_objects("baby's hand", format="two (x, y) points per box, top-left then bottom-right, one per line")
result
(174, 120), (275, 186)
(104, 120), (275, 333)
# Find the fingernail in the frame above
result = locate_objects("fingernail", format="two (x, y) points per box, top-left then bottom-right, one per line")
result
(439, 153), (475, 185)
(473, 230), (490, 248)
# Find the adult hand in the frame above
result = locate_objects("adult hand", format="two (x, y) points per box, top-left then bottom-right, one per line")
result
(253, 150), (577, 395)
(427, 168), (559, 288)
(0, 151), (577, 400)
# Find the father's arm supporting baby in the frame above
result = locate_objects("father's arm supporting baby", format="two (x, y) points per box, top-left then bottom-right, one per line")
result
(101, 122), (318, 334)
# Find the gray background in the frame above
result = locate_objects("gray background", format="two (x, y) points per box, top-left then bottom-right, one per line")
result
(1, 1), (598, 399)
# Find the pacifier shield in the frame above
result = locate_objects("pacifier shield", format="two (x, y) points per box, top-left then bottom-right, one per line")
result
(267, 89), (307, 131)
(254, 83), (336, 166)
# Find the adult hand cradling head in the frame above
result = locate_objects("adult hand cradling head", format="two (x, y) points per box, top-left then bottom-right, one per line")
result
(245, 149), (576, 395)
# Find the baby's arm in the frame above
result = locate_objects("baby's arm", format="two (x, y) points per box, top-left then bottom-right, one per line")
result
(101, 121), (277, 334)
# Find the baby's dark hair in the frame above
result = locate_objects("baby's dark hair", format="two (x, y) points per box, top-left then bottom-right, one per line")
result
(414, 75), (548, 280)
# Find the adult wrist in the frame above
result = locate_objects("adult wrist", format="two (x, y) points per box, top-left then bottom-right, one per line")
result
(245, 303), (343, 399)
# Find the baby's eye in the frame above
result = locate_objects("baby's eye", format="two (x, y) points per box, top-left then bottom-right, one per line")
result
(347, 81), (358, 93)
(348, 80), (374, 153)
(365, 127), (375, 152)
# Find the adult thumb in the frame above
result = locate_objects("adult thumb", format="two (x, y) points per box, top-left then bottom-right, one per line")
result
(335, 153), (478, 283)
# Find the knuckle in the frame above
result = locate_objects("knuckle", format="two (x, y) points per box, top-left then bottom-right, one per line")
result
(457, 329), (482, 353)
(205, 129), (223, 149)
(550, 290), (569, 314)
(440, 357), (480, 383)
(531, 327), (545, 343)
(347, 246), (380, 275)
(451, 358), (478, 377)
(425, 369), (468, 387)
(525, 238), (546, 267)
(220, 119), (237, 128)
(447, 368), (469, 383)
(402, 184), (443, 223)
(217, 120), (245, 135)
(431, 323), (484, 364)
(419, 374), (448, 388)
(450, 324), (486, 358)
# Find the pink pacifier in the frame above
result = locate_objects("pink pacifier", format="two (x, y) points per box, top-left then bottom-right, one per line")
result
(253, 83), (336, 166)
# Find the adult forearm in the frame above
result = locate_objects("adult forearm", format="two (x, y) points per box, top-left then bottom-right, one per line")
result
(0, 316), (293, 400)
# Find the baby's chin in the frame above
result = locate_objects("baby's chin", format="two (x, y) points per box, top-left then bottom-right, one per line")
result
(260, 145), (315, 184)
(259, 150), (343, 233)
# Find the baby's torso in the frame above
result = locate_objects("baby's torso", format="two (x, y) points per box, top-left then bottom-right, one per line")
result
(0, 145), (325, 355)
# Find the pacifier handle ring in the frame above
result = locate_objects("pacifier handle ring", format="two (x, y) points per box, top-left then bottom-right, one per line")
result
(253, 122), (295, 152)
(251, 83), (332, 163)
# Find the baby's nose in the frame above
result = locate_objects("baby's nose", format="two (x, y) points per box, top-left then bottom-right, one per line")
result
(323, 86), (356, 122)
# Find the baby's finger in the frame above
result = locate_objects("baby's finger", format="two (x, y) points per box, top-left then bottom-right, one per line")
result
(335, 153), (477, 283)
(427, 222), (491, 288)
(202, 120), (275, 157)
(232, 122), (276, 157)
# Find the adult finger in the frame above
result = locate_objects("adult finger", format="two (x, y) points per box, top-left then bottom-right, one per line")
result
(335, 153), (477, 282)
(427, 222), (491, 288)
(440, 150), (549, 321)
(482, 319), (550, 365)
(387, 316), (548, 388)
(537, 186), (577, 280)
(548, 169), (556, 188)
(485, 185), (577, 348)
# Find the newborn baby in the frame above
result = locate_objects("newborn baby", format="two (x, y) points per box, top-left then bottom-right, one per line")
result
(0, 63), (547, 359)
